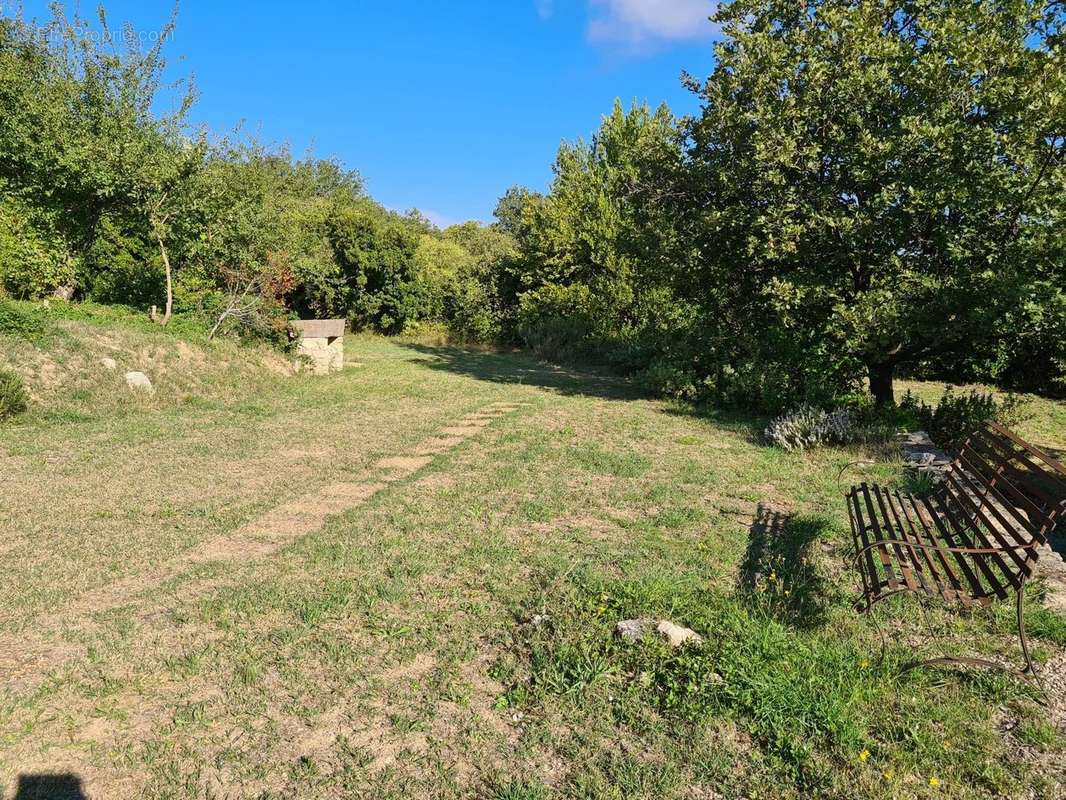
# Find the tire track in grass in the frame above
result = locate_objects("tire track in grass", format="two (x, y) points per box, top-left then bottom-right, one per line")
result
(0, 401), (528, 690)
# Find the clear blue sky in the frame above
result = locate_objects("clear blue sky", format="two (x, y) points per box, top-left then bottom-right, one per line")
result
(15, 1), (718, 226)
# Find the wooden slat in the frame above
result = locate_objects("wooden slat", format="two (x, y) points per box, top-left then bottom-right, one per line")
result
(957, 446), (1050, 534)
(930, 491), (1008, 601)
(898, 492), (966, 601)
(847, 489), (876, 603)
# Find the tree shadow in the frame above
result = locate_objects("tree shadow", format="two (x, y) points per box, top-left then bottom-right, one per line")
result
(658, 402), (770, 443)
(737, 505), (835, 629)
(13, 774), (87, 800)
(398, 343), (646, 401)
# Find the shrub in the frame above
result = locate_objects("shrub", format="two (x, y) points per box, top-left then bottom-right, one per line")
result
(517, 284), (596, 361)
(899, 387), (1030, 451)
(0, 368), (29, 421)
(764, 405), (852, 450)
(635, 358), (698, 401)
(446, 277), (500, 343)
(0, 300), (48, 340)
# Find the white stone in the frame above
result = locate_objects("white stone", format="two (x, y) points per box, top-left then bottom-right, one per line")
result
(655, 621), (704, 648)
(616, 618), (704, 648)
(101, 357), (117, 371)
(125, 371), (154, 394)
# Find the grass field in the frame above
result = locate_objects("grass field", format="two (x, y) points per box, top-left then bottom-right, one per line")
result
(2, 330), (1065, 799)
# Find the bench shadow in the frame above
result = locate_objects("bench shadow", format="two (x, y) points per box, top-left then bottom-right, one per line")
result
(737, 505), (834, 630)
(13, 774), (87, 800)
(398, 343), (645, 401)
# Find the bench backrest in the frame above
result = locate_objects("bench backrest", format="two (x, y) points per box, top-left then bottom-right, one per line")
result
(954, 422), (1066, 551)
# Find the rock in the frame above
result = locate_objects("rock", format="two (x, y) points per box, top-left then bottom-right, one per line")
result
(101, 357), (117, 371)
(125, 371), (154, 394)
(530, 614), (550, 628)
(897, 430), (953, 480)
(656, 620), (704, 648)
(616, 618), (704, 648)
(616, 618), (656, 642)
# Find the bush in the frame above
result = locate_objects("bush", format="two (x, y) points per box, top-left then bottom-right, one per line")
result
(446, 277), (500, 343)
(0, 300), (49, 340)
(899, 387), (1030, 451)
(517, 284), (596, 361)
(0, 368), (29, 421)
(0, 198), (77, 298)
(764, 404), (852, 450)
(635, 358), (698, 401)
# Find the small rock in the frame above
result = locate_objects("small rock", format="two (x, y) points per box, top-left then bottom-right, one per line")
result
(125, 371), (154, 394)
(616, 618), (656, 642)
(530, 614), (550, 628)
(656, 621), (704, 648)
(101, 357), (117, 371)
(617, 618), (704, 648)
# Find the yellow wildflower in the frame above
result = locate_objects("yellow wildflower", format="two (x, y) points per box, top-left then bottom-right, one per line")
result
(858, 749), (870, 762)
(929, 777), (941, 788)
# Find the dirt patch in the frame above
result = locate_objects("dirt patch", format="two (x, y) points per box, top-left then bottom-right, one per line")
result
(414, 472), (457, 492)
(531, 514), (620, 542)
(416, 437), (465, 455)
(440, 426), (485, 437)
(752, 483), (795, 512)
(375, 455), (433, 474)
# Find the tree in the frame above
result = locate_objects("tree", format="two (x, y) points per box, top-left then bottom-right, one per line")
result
(0, 3), (203, 319)
(686, 0), (1066, 405)
(493, 185), (538, 237)
(511, 101), (693, 365)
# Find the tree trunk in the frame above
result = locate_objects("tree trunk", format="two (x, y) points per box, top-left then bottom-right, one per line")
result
(156, 235), (173, 327)
(869, 362), (896, 406)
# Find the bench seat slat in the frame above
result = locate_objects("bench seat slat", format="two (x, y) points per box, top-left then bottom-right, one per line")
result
(943, 470), (1035, 581)
(878, 488), (934, 595)
(919, 494), (994, 601)
(871, 485), (921, 592)
(859, 483), (900, 592)
(889, 489), (957, 598)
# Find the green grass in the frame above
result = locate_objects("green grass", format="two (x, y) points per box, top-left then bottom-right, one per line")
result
(1, 322), (1064, 798)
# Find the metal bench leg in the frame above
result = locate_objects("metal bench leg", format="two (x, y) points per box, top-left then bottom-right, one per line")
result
(1017, 577), (1036, 677)
(899, 584), (1042, 681)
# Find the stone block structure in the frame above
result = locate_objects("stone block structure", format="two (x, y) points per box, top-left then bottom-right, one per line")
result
(291, 319), (346, 375)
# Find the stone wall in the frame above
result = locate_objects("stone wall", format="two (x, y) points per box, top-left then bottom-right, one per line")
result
(297, 336), (344, 375)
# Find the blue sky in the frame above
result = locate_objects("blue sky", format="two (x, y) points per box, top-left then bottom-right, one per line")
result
(13, 1), (718, 226)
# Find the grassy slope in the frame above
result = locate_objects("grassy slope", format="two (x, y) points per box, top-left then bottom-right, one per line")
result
(1, 321), (1065, 799)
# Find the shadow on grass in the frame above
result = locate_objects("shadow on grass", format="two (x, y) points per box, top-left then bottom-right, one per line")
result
(658, 401), (770, 443)
(399, 343), (646, 401)
(13, 773), (87, 799)
(737, 505), (835, 630)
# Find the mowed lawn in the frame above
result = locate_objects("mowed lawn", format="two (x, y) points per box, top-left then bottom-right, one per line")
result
(2, 336), (1065, 799)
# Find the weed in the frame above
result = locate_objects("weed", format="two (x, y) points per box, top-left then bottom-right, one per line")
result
(0, 368), (29, 420)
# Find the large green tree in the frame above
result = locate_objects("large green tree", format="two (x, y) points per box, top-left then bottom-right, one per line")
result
(687, 0), (1065, 404)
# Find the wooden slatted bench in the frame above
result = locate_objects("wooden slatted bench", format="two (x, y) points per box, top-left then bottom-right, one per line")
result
(846, 422), (1066, 674)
